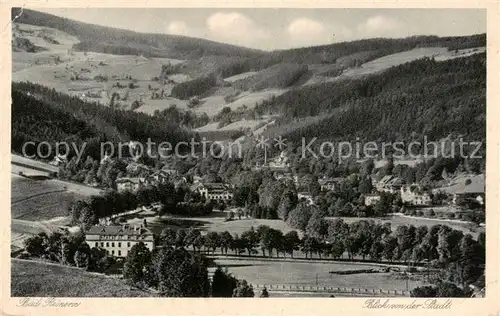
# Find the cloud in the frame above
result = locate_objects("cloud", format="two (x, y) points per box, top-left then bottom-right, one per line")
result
(287, 18), (325, 37)
(167, 21), (189, 36)
(357, 15), (403, 37)
(206, 12), (270, 47)
(286, 18), (334, 46)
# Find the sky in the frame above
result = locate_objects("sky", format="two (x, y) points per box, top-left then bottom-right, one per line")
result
(35, 8), (486, 51)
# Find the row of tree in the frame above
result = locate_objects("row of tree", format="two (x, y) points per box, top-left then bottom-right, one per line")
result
(24, 231), (118, 273)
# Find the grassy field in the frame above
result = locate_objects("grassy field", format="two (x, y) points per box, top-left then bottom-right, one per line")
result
(224, 71), (258, 82)
(213, 258), (426, 291)
(11, 174), (100, 221)
(194, 119), (267, 133)
(11, 259), (154, 297)
(304, 47), (486, 86)
(120, 210), (300, 237)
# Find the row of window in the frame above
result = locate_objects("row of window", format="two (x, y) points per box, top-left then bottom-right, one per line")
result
(107, 249), (122, 256)
(98, 235), (151, 240)
(94, 241), (131, 248)
(208, 195), (231, 200)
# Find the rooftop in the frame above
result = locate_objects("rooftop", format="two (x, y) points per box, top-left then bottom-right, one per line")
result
(116, 177), (144, 184)
(86, 225), (153, 236)
(201, 182), (229, 190)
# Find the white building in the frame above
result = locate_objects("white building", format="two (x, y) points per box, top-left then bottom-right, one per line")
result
(318, 177), (344, 191)
(297, 192), (314, 205)
(85, 224), (155, 258)
(116, 177), (148, 193)
(197, 183), (233, 201)
(364, 194), (381, 206)
(400, 185), (432, 206)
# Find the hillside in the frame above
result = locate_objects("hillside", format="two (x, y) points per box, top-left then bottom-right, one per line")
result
(12, 259), (154, 297)
(11, 82), (193, 160)
(254, 53), (486, 148)
(12, 8), (264, 59)
(11, 9), (486, 139)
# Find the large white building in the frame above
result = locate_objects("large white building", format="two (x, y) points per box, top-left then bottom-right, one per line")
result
(196, 183), (233, 202)
(400, 185), (432, 206)
(85, 225), (155, 258)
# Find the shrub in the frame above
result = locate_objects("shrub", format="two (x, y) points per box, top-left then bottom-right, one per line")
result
(425, 209), (436, 217)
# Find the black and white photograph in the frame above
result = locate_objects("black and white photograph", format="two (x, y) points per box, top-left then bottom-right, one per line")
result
(8, 6), (488, 301)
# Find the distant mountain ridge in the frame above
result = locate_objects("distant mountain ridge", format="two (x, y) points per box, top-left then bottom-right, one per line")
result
(12, 8), (266, 59)
(13, 8), (485, 65)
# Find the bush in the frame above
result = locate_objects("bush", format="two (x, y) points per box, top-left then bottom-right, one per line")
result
(447, 213), (456, 219)
(425, 209), (436, 217)
(94, 75), (108, 82)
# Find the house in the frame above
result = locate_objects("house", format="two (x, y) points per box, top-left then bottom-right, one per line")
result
(275, 172), (294, 182)
(197, 183), (233, 202)
(318, 177), (344, 191)
(297, 191), (314, 205)
(376, 175), (404, 193)
(116, 177), (147, 193)
(149, 170), (171, 185)
(126, 162), (151, 175)
(49, 154), (67, 166)
(85, 224), (154, 258)
(364, 194), (381, 206)
(253, 151), (291, 173)
(268, 151), (291, 170)
(433, 174), (485, 206)
(400, 185), (432, 206)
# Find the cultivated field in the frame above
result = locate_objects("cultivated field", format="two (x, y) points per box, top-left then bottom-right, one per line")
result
(11, 259), (154, 297)
(213, 258), (427, 291)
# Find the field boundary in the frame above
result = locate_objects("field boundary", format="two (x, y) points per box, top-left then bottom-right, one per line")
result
(250, 283), (410, 297)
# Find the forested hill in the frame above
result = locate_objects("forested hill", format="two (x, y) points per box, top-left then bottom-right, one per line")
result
(11, 82), (193, 160)
(257, 52), (486, 145)
(12, 8), (265, 59)
(14, 9), (484, 70)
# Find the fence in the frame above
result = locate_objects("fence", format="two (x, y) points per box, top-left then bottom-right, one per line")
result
(250, 283), (410, 297)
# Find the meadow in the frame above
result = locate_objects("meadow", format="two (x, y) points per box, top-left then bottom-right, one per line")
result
(12, 173), (101, 221)
(11, 259), (154, 297)
(213, 258), (427, 291)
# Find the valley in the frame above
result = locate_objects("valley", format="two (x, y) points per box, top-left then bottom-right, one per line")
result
(10, 8), (486, 299)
